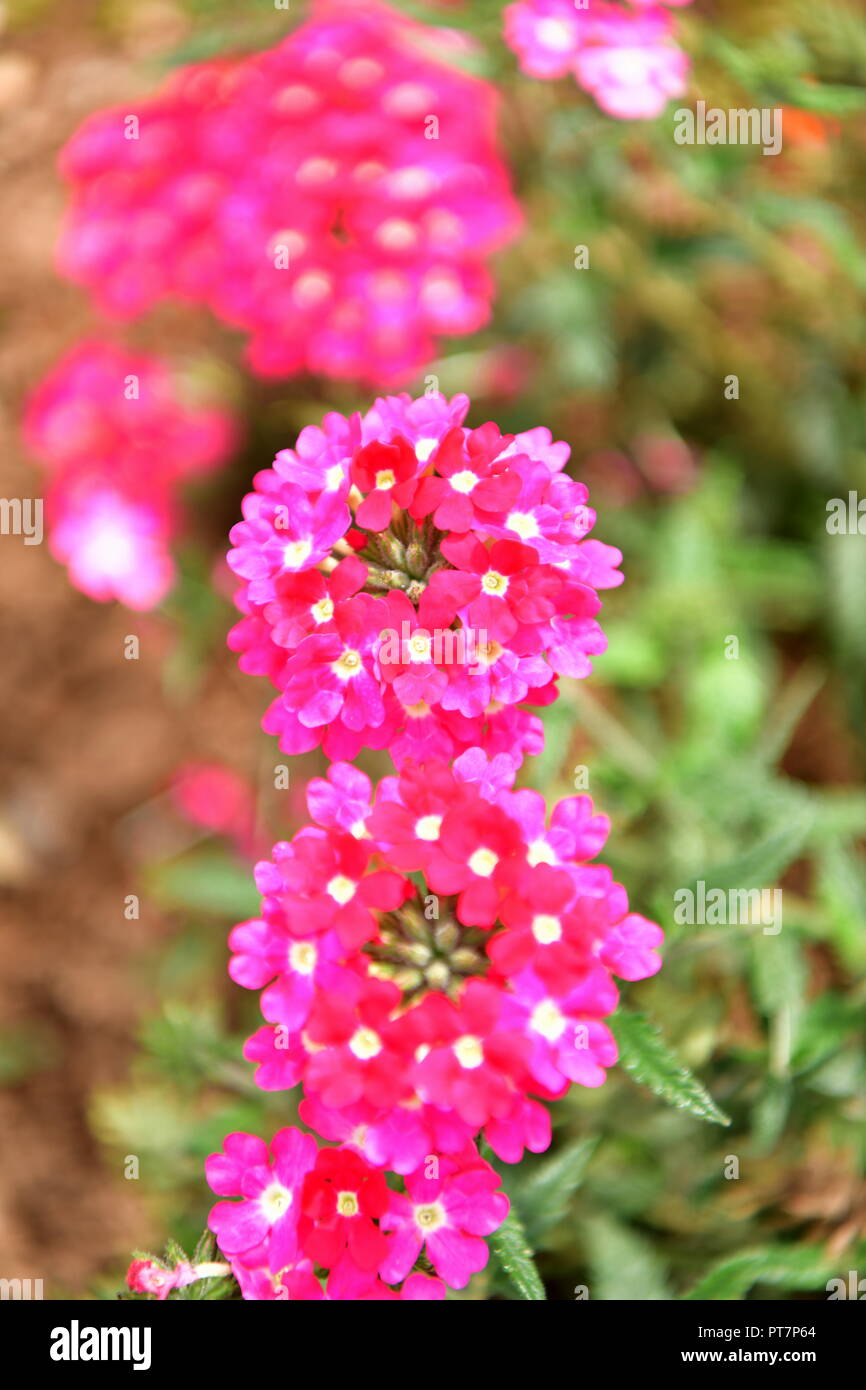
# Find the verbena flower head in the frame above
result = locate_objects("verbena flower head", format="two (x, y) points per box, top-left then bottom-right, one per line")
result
(57, 0), (520, 386)
(23, 340), (236, 608)
(228, 751), (662, 1169)
(204, 1124), (498, 1297)
(228, 391), (622, 767)
(504, 0), (691, 118)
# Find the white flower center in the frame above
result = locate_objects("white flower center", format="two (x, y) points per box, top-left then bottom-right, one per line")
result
(337, 1190), (360, 1217)
(312, 597), (334, 624)
(333, 648), (362, 679)
(283, 538), (312, 568)
(532, 914), (562, 945)
(415, 437), (440, 462)
(450, 469), (479, 495)
(481, 570), (509, 595)
(349, 1027), (382, 1060)
(408, 631), (432, 662)
(289, 941), (318, 975)
(374, 468), (396, 490)
(537, 18), (576, 52)
(528, 839), (557, 867)
(260, 1182), (293, 1221)
(468, 847), (498, 877)
(506, 511), (540, 540)
(530, 999), (567, 1042)
(453, 1034), (484, 1069)
(414, 1202), (447, 1233)
(327, 874), (357, 905)
(414, 814), (442, 841)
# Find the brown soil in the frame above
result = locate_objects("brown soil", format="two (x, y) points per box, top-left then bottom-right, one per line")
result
(0, 1), (267, 1295)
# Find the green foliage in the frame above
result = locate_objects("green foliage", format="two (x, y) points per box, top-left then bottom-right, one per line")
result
(489, 1211), (547, 1302)
(611, 1010), (732, 1127)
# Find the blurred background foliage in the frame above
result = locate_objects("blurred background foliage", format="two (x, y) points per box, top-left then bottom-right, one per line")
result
(7, 0), (865, 1298)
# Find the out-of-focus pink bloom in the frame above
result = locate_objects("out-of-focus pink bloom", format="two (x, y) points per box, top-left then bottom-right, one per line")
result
(172, 762), (260, 857)
(504, 0), (585, 79)
(575, 7), (689, 120)
(23, 340), (237, 609)
(56, 1), (521, 386)
(48, 484), (175, 610)
(504, 0), (691, 120)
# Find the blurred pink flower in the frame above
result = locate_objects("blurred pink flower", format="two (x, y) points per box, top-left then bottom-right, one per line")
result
(172, 762), (260, 857)
(575, 6), (689, 119)
(57, 0), (521, 386)
(23, 339), (238, 609)
(504, 0), (691, 119)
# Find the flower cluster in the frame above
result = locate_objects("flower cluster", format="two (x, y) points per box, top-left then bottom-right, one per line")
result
(228, 390), (622, 767)
(202, 749), (661, 1296)
(56, 0), (520, 386)
(205, 1127), (506, 1298)
(504, 0), (692, 118)
(23, 341), (236, 608)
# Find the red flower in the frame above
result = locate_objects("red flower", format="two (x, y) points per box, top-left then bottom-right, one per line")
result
(427, 788), (526, 925)
(350, 437), (422, 531)
(412, 979), (531, 1127)
(304, 976), (414, 1109)
(301, 1149), (390, 1273)
(409, 425), (522, 532)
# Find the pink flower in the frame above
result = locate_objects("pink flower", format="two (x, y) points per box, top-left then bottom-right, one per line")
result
(575, 7), (690, 120)
(24, 340), (236, 609)
(411, 980), (531, 1128)
(229, 391), (620, 765)
(48, 484), (174, 610)
(172, 762), (259, 857)
(304, 975), (416, 1109)
(57, 4), (521, 385)
(381, 1148), (509, 1288)
(501, 968), (619, 1093)
(503, 0), (691, 121)
(206, 1128), (318, 1274)
(504, 0), (586, 79)
(126, 1257), (231, 1299)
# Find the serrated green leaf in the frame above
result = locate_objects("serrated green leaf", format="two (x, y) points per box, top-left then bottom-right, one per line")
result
(611, 1010), (731, 1126)
(489, 1211), (546, 1301)
(683, 1246), (840, 1301)
(683, 802), (813, 896)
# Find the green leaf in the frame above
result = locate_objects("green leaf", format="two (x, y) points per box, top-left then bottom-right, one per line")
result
(683, 801), (813, 897)
(611, 1010), (731, 1126)
(583, 1216), (672, 1301)
(489, 1211), (546, 1301)
(145, 850), (260, 919)
(514, 1137), (599, 1243)
(683, 1246), (840, 1301)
